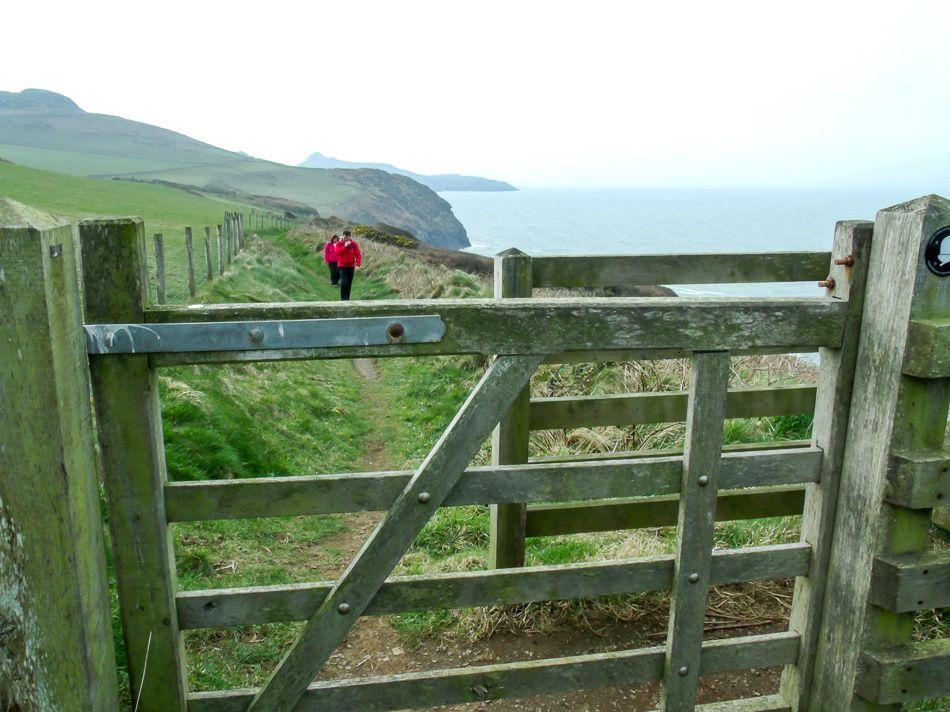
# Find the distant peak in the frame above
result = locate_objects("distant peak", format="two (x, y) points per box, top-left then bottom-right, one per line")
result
(0, 88), (84, 114)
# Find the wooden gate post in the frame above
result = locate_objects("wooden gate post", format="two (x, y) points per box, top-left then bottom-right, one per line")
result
(0, 199), (119, 710)
(780, 221), (873, 710)
(810, 194), (950, 709)
(185, 226), (197, 299)
(80, 218), (188, 711)
(489, 248), (533, 568)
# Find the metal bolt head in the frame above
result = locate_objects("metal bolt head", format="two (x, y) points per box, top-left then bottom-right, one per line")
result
(387, 322), (405, 343)
(818, 277), (836, 290)
(697, 475), (709, 487)
(678, 665), (689, 676)
(49, 243), (63, 258)
(337, 602), (351, 614)
(833, 255), (855, 267)
(248, 328), (264, 344)
(688, 572), (700, 584)
(418, 491), (431, 504)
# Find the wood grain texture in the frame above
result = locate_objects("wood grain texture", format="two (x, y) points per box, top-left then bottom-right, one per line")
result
(526, 486), (805, 537)
(190, 632), (800, 712)
(177, 543), (810, 629)
(0, 202), (118, 710)
(248, 354), (543, 711)
(215, 224), (224, 276)
(490, 249), (533, 569)
(810, 194), (950, 711)
(529, 384), (816, 430)
(531, 251), (831, 288)
(779, 221), (873, 710)
(165, 447), (820, 522)
(662, 351), (731, 710)
(81, 219), (188, 711)
(855, 639), (950, 705)
(885, 449), (950, 509)
(868, 549), (950, 612)
(141, 297), (848, 365)
(902, 318), (950, 377)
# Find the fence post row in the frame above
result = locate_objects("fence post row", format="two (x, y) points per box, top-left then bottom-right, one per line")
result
(81, 218), (189, 711)
(216, 224), (224, 275)
(489, 248), (533, 568)
(810, 194), (950, 709)
(0, 201), (119, 711)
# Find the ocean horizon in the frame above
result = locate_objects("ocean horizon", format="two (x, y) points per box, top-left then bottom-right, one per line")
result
(442, 187), (931, 297)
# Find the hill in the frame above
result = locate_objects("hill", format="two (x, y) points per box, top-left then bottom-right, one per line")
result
(299, 151), (516, 192)
(0, 89), (469, 248)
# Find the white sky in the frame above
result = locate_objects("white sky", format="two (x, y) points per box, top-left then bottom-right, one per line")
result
(3, 0), (949, 189)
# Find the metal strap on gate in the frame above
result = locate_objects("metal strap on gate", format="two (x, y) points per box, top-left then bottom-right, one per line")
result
(84, 315), (446, 354)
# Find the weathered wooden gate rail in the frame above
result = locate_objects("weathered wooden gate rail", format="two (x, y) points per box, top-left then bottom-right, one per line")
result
(3, 195), (948, 711)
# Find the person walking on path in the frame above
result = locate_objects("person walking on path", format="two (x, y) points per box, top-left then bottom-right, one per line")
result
(323, 234), (340, 286)
(335, 230), (362, 301)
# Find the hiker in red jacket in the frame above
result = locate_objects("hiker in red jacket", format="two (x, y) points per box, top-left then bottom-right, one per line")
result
(323, 234), (340, 286)
(335, 230), (362, 301)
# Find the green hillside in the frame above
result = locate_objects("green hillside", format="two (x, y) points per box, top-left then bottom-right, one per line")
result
(0, 88), (469, 248)
(0, 160), (249, 302)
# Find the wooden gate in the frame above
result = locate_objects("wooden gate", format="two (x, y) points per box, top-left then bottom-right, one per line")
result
(73, 199), (947, 711)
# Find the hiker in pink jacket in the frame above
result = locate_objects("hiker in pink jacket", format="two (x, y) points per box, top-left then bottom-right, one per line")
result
(323, 234), (340, 286)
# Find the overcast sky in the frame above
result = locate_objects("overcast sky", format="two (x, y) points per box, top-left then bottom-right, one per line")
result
(4, 0), (948, 189)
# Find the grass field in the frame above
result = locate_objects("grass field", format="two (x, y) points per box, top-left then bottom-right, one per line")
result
(0, 159), (251, 302)
(0, 143), (198, 176)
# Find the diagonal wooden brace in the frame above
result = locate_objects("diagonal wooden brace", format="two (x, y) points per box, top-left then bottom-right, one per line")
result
(248, 354), (544, 710)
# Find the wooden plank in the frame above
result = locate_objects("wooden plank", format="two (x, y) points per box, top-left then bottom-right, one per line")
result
(153, 232), (166, 304)
(662, 351), (731, 710)
(177, 543), (810, 629)
(80, 218), (188, 711)
(490, 249), (533, 568)
(885, 449), (950, 509)
(810, 195), (950, 711)
(868, 549), (950, 612)
(189, 632), (800, 712)
(0, 201), (119, 710)
(855, 638), (950, 705)
(248, 354), (543, 710)
(526, 486), (805, 537)
(532, 438), (812, 465)
(163, 447), (822, 522)
(141, 297), (848, 365)
(203, 226), (213, 282)
(531, 251), (831, 288)
(185, 226), (196, 299)
(529, 384), (816, 430)
(902, 318), (950, 378)
(544, 346), (818, 364)
(779, 221), (873, 708)
(695, 696), (791, 711)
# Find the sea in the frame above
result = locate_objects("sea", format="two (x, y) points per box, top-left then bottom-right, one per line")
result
(443, 188), (928, 298)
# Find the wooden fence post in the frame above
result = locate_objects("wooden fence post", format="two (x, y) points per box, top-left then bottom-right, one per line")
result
(489, 248), (533, 568)
(780, 221), (874, 709)
(80, 218), (189, 711)
(810, 194), (950, 709)
(0, 199), (118, 711)
(224, 218), (232, 263)
(216, 224), (224, 274)
(203, 226), (213, 282)
(153, 232), (166, 304)
(185, 226), (196, 299)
